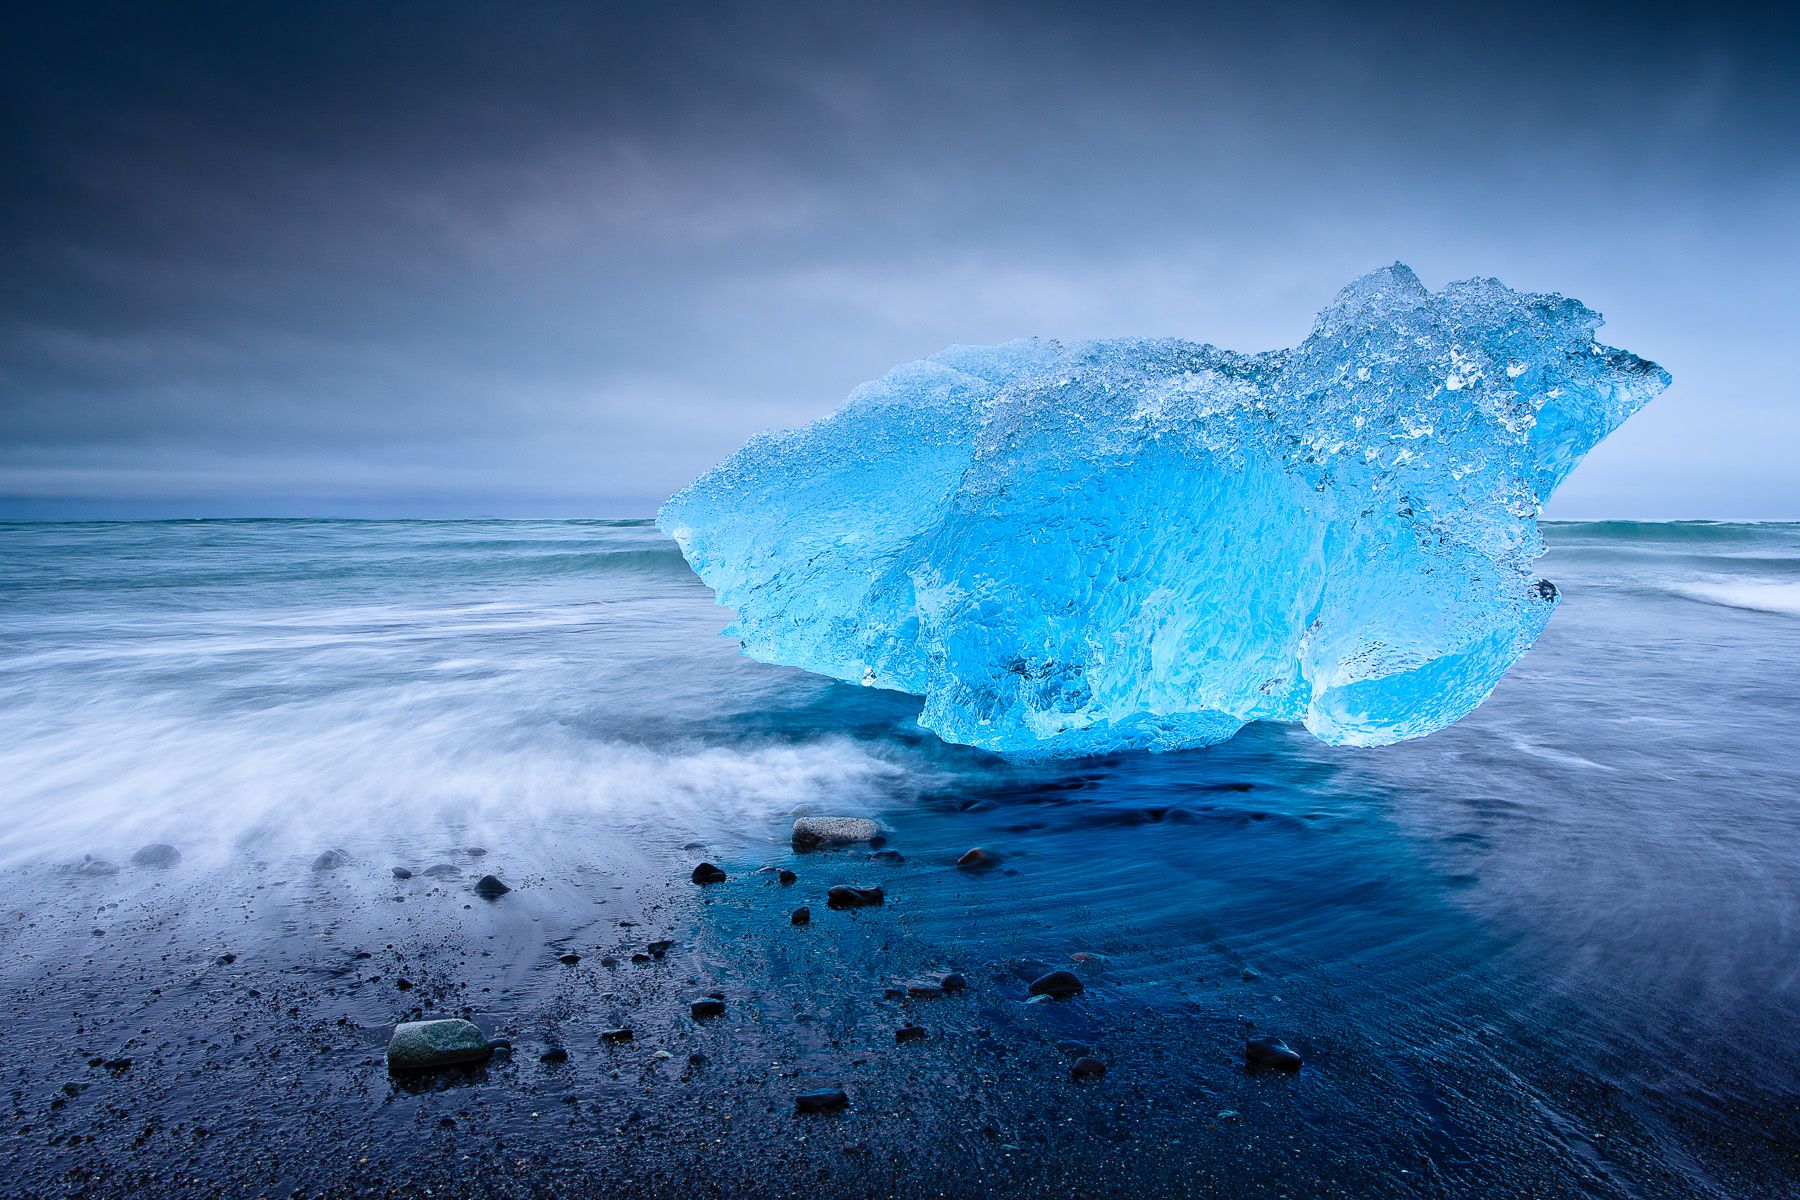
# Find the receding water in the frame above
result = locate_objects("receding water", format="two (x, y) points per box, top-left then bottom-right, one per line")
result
(0, 518), (1795, 1196)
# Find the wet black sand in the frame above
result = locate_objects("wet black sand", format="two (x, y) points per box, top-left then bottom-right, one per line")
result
(5, 764), (1796, 1200)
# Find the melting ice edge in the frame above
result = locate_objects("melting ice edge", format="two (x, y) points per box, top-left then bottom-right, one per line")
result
(660, 264), (1669, 757)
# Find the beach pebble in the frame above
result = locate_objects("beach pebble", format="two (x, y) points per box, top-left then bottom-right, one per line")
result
(1028, 970), (1084, 999)
(691, 862), (727, 885)
(647, 939), (674, 957)
(1071, 1056), (1107, 1080)
(558, 953), (580, 964)
(473, 874), (511, 899)
(906, 981), (945, 998)
(869, 849), (905, 863)
(465, 847), (487, 856)
(896, 1024), (928, 1043)
(957, 847), (998, 870)
(1245, 1037), (1303, 1071)
(73, 856), (120, 877)
(422, 863), (462, 878)
(690, 997), (726, 1019)
(390, 867), (413, 879)
(310, 849), (351, 871)
(778, 869), (797, 885)
(540, 1046), (568, 1064)
(940, 972), (967, 993)
(131, 843), (181, 868)
(795, 1088), (849, 1113)
(600, 1027), (634, 1042)
(386, 1019), (492, 1071)
(791, 817), (882, 850)
(827, 884), (885, 909)
(791, 906), (811, 925)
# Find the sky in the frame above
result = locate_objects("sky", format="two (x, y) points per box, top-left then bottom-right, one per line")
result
(1, 1), (1796, 520)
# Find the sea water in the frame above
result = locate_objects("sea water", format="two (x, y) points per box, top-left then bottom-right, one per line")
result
(0, 518), (1795, 1193)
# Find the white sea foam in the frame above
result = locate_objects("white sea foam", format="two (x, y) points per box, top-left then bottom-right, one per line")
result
(1671, 580), (1800, 617)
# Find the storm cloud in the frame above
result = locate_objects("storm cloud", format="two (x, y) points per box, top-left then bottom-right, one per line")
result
(2, 1), (1796, 517)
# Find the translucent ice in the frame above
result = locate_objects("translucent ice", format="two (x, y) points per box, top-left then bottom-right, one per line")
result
(659, 265), (1668, 757)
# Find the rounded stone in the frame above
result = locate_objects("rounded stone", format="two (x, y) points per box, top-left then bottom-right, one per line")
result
(1028, 970), (1084, 999)
(691, 862), (727, 885)
(826, 884), (885, 909)
(131, 843), (181, 868)
(791, 817), (882, 850)
(1071, 1056), (1107, 1080)
(1245, 1037), (1303, 1071)
(386, 1019), (492, 1071)
(795, 1088), (849, 1113)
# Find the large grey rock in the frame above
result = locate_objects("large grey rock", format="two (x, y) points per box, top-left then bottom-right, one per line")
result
(791, 817), (882, 850)
(386, 1019), (492, 1071)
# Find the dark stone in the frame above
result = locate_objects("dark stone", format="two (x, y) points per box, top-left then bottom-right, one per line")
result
(600, 1028), (634, 1042)
(386, 1019), (491, 1071)
(690, 997), (726, 1019)
(940, 972), (967, 993)
(631, 952), (652, 963)
(957, 847), (998, 870)
(778, 869), (797, 886)
(869, 849), (905, 863)
(1241, 967), (1261, 981)
(647, 939), (674, 957)
(213, 953), (236, 965)
(558, 953), (580, 965)
(422, 863), (462, 879)
(310, 849), (350, 871)
(473, 874), (511, 899)
(1071, 1056), (1107, 1080)
(826, 885), (885, 910)
(540, 1046), (568, 1064)
(691, 862), (727, 885)
(395, 977), (413, 990)
(906, 982), (944, 998)
(131, 843), (181, 868)
(465, 847), (487, 856)
(1028, 970), (1084, 999)
(795, 1089), (848, 1113)
(600, 956), (618, 967)
(1245, 1037), (1302, 1071)
(895, 1024), (927, 1043)
(390, 867), (413, 880)
(791, 906), (811, 925)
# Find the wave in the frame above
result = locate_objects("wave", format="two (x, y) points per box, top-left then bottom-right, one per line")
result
(1670, 580), (1800, 617)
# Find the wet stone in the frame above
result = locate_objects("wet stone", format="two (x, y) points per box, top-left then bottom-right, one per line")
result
(778, 869), (797, 886)
(600, 1028), (634, 1043)
(791, 906), (811, 925)
(422, 863), (462, 879)
(311, 849), (351, 871)
(690, 997), (726, 1019)
(473, 874), (511, 899)
(827, 884), (885, 910)
(1245, 1037), (1302, 1071)
(795, 1089), (849, 1113)
(558, 953), (580, 965)
(390, 867), (413, 880)
(896, 1024), (928, 1043)
(957, 847), (998, 870)
(1071, 1056), (1107, 1081)
(940, 972), (967, 993)
(386, 1019), (492, 1071)
(647, 939), (674, 956)
(691, 862), (727, 885)
(131, 843), (181, 868)
(540, 1046), (569, 1064)
(791, 817), (882, 850)
(1028, 970), (1084, 999)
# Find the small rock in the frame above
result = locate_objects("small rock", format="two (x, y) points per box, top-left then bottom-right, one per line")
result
(791, 906), (811, 925)
(600, 1028), (634, 1043)
(311, 849), (351, 871)
(395, 977), (414, 990)
(940, 972), (967, 993)
(540, 1046), (569, 1064)
(895, 1025), (927, 1043)
(74, 857), (120, 877)
(465, 847), (487, 857)
(868, 849), (905, 863)
(826, 884), (885, 910)
(1240, 967), (1261, 981)
(791, 817), (882, 850)
(473, 874), (511, 899)
(690, 997), (726, 1019)
(906, 981), (944, 998)
(957, 847), (997, 870)
(386, 1019), (492, 1071)
(1071, 1056), (1107, 1080)
(213, 953), (236, 966)
(778, 869), (797, 886)
(631, 952), (652, 963)
(1028, 970), (1084, 999)
(691, 862), (726, 885)
(558, 953), (580, 965)
(795, 1088), (848, 1113)
(390, 867), (413, 880)
(131, 843), (181, 868)
(1245, 1037), (1302, 1071)
(647, 939), (674, 957)
(422, 863), (462, 879)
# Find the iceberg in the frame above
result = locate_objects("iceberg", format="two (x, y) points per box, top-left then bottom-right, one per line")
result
(659, 265), (1668, 757)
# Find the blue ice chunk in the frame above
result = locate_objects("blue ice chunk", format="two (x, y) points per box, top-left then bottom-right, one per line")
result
(659, 265), (1668, 757)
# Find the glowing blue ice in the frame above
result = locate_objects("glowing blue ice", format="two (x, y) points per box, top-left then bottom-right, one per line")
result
(659, 265), (1668, 757)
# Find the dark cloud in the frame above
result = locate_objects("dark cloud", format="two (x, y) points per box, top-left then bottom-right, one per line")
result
(2, 1), (1796, 517)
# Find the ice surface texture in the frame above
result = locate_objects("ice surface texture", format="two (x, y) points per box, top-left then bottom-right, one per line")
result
(659, 265), (1668, 757)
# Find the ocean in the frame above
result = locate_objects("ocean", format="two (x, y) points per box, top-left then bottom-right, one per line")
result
(0, 518), (1795, 1196)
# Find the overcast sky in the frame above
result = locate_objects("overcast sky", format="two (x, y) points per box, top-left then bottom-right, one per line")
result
(2, 1), (1796, 519)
